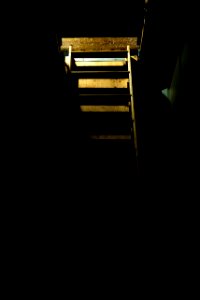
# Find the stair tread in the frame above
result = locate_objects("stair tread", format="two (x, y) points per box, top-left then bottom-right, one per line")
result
(89, 135), (131, 140)
(80, 105), (129, 112)
(78, 78), (128, 88)
(61, 37), (138, 53)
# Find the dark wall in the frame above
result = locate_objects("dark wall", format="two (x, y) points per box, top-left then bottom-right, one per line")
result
(141, 0), (196, 182)
(135, 0), (191, 179)
(59, 1), (145, 37)
(134, 3), (198, 288)
(141, 0), (185, 90)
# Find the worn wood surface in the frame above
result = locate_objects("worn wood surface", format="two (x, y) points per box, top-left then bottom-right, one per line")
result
(74, 61), (127, 67)
(61, 37), (138, 52)
(80, 105), (129, 112)
(89, 135), (131, 140)
(78, 79), (128, 89)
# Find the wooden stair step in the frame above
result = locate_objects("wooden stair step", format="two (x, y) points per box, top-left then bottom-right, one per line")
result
(89, 135), (131, 140)
(75, 61), (127, 67)
(73, 58), (127, 68)
(61, 37), (138, 52)
(78, 79), (129, 89)
(80, 105), (129, 112)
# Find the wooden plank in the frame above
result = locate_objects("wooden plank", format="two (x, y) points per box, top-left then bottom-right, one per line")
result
(68, 45), (72, 70)
(65, 57), (127, 67)
(75, 61), (127, 67)
(80, 105), (129, 112)
(89, 135), (131, 140)
(127, 45), (138, 157)
(78, 79), (128, 88)
(61, 37), (138, 52)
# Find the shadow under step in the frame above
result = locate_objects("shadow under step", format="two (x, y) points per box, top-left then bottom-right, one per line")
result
(79, 94), (131, 105)
(71, 51), (129, 58)
(81, 112), (131, 135)
(78, 88), (130, 94)
(83, 138), (137, 177)
(73, 65), (128, 72)
(72, 71), (129, 78)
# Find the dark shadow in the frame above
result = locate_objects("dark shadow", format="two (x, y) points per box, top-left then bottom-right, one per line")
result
(3, 3), (197, 292)
(59, 1), (145, 37)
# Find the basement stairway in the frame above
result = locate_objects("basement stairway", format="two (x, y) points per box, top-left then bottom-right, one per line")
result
(62, 38), (139, 189)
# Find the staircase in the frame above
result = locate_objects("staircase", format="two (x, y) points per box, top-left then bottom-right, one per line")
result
(63, 38), (139, 184)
